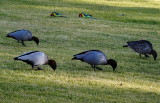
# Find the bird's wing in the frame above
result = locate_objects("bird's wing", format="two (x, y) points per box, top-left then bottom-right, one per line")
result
(18, 51), (39, 58)
(74, 50), (101, 56)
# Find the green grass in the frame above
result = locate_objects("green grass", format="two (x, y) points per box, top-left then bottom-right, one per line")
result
(0, 0), (160, 103)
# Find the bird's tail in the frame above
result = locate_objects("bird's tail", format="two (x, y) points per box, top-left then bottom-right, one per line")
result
(123, 45), (128, 47)
(13, 57), (19, 60)
(71, 56), (77, 60)
(72, 56), (84, 62)
(6, 34), (12, 37)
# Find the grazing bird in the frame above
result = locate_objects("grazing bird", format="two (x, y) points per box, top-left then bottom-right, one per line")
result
(123, 40), (157, 60)
(50, 12), (67, 18)
(72, 50), (117, 71)
(6, 30), (39, 46)
(14, 51), (57, 71)
(79, 12), (96, 19)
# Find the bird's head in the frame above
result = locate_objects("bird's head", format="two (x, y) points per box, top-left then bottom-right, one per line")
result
(151, 50), (157, 60)
(108, 59), (117, 71)
(32, 36), (39, 45)
(48, 59), (57, 71)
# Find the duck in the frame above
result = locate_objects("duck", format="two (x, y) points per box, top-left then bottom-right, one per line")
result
(123, 40), (157, 60)
(6, 30), (39, 46)
(14, 51), (57, 70)
(72, 50), (117, 71)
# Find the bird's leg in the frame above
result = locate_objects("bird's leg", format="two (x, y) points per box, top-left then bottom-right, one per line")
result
(95, 67), (103, 70)
(91, 65), (96, 71)
(31, 65), (35, 70)
(21, 41), (26, 46)
(17, 40), (21, 43)
(144, 54), (150, 58)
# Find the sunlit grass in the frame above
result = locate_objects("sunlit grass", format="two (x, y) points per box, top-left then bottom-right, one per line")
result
(68, 0), (160, 8)
(0, 0), (160, 103)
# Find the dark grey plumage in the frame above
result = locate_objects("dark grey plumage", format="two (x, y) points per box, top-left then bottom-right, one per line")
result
(123, 40), (157, 60)
(72, 50), (117, 71)
(6, 30), (39, 46)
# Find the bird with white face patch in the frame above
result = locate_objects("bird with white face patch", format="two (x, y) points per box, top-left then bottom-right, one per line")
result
(14, 51), (57, 71)
(72, 50), (117, 71)
(6, 30), (39, 46)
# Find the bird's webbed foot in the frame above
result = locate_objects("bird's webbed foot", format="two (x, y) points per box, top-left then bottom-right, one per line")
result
(36, 67), (43, 71)
(21, 41), (26, 46)
(95, 67), (103, 70)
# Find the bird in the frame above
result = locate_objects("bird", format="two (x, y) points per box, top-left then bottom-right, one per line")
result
(79, 12), (96, 19)
(72, 50), (117, 71)
(50, 12), (67, 18)
(123, 40), (157, 60)
(14, 51), (57, 71)
(6, 30), (39, 46)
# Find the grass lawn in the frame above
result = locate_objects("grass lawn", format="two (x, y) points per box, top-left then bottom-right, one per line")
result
(0, 0), (160, 103)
